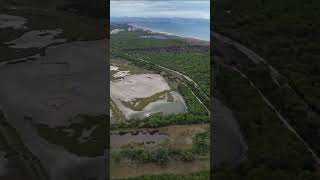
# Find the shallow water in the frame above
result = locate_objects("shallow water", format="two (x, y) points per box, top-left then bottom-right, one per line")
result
(110, 130), (167, 148)
(0, 40), (108, 180)
(126, 91), (187, 119)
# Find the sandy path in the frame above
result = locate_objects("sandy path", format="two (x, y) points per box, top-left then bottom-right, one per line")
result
(125, 53), (210, 113)
(232, 67), (320, 165)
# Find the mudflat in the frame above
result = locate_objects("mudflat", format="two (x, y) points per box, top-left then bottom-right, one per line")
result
(0, 39), (108, 180)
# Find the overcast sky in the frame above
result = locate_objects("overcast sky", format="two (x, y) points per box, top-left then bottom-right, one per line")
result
(111, 1), (210, 19)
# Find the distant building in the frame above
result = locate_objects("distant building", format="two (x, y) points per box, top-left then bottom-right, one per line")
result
(110, 29), (124, 34)
(128, 26), (138, 32)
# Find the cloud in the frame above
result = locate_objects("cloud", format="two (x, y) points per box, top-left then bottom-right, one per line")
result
(111, 1), (210, 19)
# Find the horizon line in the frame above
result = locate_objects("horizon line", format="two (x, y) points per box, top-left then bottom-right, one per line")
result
(111, 16), (210, 20)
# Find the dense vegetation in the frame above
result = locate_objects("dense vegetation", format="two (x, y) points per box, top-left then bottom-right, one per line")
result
(131, 51), (210, 96)
(110, 26), (209, 97)
(110, 23), (210, 178)
(113, 51), (210, 109)
(214, 0), (320, 148)
(192, 131), (210, 155)
(214, 0), (320, 165)
(112, 147), (195, 164)
(112, 131), (209, 163)
(111, 112), (209, 130)
(212, 64), (320, 179)
(111, 29), (188, 50)
(110, 28), (209, 129)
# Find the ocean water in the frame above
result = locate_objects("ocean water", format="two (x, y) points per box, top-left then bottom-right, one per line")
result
(112, 17), (210, 41)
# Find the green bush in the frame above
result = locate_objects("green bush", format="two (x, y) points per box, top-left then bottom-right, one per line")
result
(192, 131), (210, 155)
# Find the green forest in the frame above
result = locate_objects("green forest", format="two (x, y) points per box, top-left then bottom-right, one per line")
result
(110, 25), (210, 127)
(213, 0), (320, 179)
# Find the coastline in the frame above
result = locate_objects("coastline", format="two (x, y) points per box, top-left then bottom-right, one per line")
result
(129, 23), (210, 45)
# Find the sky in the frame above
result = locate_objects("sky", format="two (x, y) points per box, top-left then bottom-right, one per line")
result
(111, 1), (210, 19)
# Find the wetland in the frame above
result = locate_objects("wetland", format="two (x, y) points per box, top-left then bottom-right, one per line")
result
(110, 21), (210, 179)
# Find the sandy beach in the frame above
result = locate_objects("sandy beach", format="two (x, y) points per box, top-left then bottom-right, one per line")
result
(128, 23), (210, 45)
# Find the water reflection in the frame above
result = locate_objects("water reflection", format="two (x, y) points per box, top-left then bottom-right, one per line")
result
(111, 130), (168, 148)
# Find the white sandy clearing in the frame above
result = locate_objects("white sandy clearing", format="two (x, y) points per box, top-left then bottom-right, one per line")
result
(5, 29), (66, 49)
(111, 74), (170, 102)
(110, 29), (124, 34)
(0, 14), (27, 29)
(110, 66), (119, 71)
(113, 71), (130, 78)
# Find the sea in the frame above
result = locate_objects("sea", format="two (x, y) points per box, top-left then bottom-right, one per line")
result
(111, 17), (210, 41)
